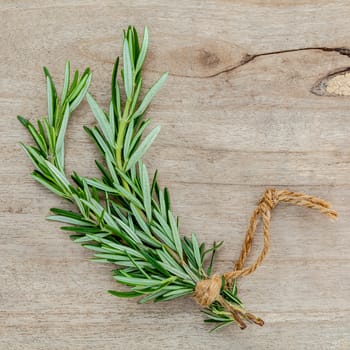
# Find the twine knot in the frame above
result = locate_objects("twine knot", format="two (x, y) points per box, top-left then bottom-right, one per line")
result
(193, 188), (337, 307)
(259, 188), (279, 210)
(194, 275), (222, 307)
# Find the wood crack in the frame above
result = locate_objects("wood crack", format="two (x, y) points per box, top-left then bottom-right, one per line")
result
(171, 46), (350, 79)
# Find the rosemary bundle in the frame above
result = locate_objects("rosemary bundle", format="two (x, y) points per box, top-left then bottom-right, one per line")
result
(19, 27), (337, 332)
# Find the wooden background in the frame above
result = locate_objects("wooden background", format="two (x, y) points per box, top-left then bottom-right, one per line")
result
(1, 1), (350, 349)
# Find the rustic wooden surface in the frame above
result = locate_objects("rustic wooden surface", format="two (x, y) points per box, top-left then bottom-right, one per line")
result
(1, 1), (350, 349)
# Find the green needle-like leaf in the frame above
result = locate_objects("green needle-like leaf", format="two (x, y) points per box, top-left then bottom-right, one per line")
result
(61, 61), (70, 101)
(86, 93), (114, 147)
(125, 126), (160, 171)
(123, 38), (133, 99)
(46, 75), (55, 125)
(55, 104), (70, 170)
(136, 26), (148, 73)
(132, 72), (168, 119)
(141, 163), (152, 222)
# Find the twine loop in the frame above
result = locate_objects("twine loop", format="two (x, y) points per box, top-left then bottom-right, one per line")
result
(194, 188), (337, 307)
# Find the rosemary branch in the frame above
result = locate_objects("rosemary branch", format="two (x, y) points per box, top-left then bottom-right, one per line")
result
(18, 26), (261, 331)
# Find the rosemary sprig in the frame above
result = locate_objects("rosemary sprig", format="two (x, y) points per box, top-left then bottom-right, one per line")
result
(18, 26), (261, 331)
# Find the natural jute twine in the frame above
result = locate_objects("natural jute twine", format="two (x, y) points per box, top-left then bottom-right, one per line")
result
(194, 188), (337, 308)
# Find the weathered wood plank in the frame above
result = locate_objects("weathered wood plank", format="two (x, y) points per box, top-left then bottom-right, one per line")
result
(1, 1), (350, 349)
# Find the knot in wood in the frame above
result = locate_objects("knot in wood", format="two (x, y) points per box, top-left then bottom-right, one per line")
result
(194, 275), (222, 307)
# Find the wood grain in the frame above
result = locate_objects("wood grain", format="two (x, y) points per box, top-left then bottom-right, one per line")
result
(1, 1), (350, 349)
